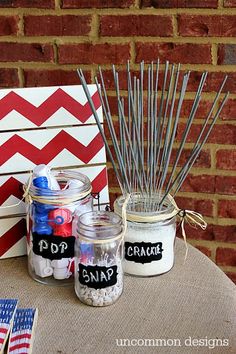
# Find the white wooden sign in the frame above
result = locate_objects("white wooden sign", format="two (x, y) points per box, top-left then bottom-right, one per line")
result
(0, 85), (109, 259)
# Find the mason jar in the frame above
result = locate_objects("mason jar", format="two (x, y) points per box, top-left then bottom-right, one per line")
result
(75, 211), (124, 306)
(27, 170), (93, 286)
(114, 193), (176, 277)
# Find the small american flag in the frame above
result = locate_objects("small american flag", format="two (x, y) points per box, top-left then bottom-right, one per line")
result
(0, 299), (18, 354)
(8, 308), (38, 354)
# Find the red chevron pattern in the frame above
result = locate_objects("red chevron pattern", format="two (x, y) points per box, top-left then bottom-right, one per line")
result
(0, 168), (108, 206)
(0, 177), (23, 205)
(0, 219), (26, 257)
(0, 130), (104, 167)
(0, 89), (101, 125)
(91, 167), (108, 194)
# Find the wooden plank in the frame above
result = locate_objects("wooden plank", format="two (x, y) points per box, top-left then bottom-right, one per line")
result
(0, 85), (102, 131)
(0, 126), (106, 175)
(0, 166), (109, 217)
(0, 216), (27, 259)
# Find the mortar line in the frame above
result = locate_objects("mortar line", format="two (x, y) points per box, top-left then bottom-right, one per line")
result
(18, 67), (24, 88)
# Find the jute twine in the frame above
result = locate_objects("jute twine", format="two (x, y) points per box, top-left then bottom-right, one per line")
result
(114, 193), (207, 263)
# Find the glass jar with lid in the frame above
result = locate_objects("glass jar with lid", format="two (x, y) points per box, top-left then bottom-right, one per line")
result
(74, 211), (124, 306)
(114, 193), (176, 277)
(27, 169), (93, 286)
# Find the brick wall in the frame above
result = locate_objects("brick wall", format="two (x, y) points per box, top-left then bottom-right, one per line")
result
(0, 0), (235, 283)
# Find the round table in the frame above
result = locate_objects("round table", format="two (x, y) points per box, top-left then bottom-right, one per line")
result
(0, 238), (235, 353)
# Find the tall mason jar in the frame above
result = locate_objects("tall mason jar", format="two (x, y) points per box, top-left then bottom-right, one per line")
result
(114, 193), (176, 277)
(27, 170), (93, 286)
(74, 211), (124, 306)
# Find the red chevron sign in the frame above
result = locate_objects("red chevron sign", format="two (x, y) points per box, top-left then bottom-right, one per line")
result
(0, 130), (104, 167)
(0, 84), (109, 258)
(0, 167), (108, 207)
(0, 88), (101, 125)
(91, 167), (108, 194)
(0, 218), (26, 257)
(0, 177), (23, 205)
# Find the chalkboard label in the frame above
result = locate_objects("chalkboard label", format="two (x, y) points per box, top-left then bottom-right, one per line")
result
(125, 241), (164, 264)
(32, 232), (75, 260)
(79, 263), (118, 289)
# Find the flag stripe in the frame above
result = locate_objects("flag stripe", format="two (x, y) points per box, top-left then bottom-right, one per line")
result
(9, 342), (30, 351)
(10, 333), (31, 342)
(0, 327), (8, 334)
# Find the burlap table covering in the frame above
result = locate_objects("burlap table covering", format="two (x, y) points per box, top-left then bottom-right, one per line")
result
(0, 238), (235, 354)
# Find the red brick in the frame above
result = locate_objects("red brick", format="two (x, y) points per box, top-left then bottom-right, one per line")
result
(177, 71), (234, 94)
(225, 272), (236, 284)
(24, 69), (91, 87)
(195, 245), (212, 257)
(171, 149), (211, 168)
(0, 16), (19, 35)
(218, 44), (236, 65)
(218, 200), (236, 218)
(215, 176), (236, 195)
(104, 87), (212, 119)
(101, 70), (128, 91)
(178, 15), (236, 37)
(213, 225), (236, 243)
(103, 69), (191, 92)
(216, 247), (236, 266)
(221, 99), (236, 120)
(207, 72), (236, 94)
(100, 15), (173, 37)
(107, 95), (134, 118)
(106, 95), (210, 121)
(224, 0), (236, 7)
(100, 69), (229, 94)
(0, 43), (54, 62)
(136, 43), (212, 64)
(179, 99), (212, 119)
(175, 196), (213, 217)
(185, 224), (236, 243)
(208, 124), (236, 144)
(109, 191), (121, 208)
(104, 119), (120, 141)
(216, 150), (236, 170)
(176, 123), (236, 145)
(0, 68), (19, 87)
(141, 0), (218, 8)
(107, 167), (120, 189)
(0, 0), (54, 8)
(181, 174), (215, 193)
(59, 43), (130, 64)
(177, 223), (214, 241)
(62, 0), (134, 8)
(24, 15), (91, 36)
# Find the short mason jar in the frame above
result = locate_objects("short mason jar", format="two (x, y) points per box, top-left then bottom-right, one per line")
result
(114, 193), (176, 277)
(27, 170), (93, 286)
(74, 211), (123, 306)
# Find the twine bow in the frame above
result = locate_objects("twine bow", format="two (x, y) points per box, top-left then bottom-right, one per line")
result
(166, 194), (207, 263)
(177, 208), (207, 263)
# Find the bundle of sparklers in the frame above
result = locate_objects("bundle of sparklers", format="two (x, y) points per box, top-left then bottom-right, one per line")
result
(78, 61), (229, 212)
